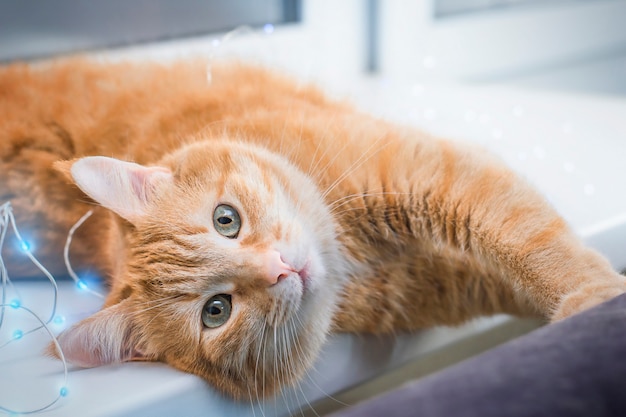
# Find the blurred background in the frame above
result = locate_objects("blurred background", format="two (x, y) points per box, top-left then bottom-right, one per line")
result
(1, 0), (626, 95)
(2, 3), (626, 415)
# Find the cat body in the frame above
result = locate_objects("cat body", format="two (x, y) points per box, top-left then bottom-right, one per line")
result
(1, 60), (623, 399)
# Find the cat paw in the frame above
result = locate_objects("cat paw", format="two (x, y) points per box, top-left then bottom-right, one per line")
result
(551, 282), (626, 322)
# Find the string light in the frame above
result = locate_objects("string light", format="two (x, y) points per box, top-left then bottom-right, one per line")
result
(205, 24), (276, 86)
(0, 303), (69, 415)
(63, 209), (104, 300)
(2, 203), (59, 325)
(19, 241), (30, 253)
(263, 23), (275, 34)
(0, 201), (75, 415)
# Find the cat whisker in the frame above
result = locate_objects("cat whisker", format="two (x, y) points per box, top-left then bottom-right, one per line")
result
(128, 294), (184, 315)
(142, 303), (185, 329)
(276, 107), (293, 156)
(328, 190), (412, 214)
(194, 118), (231, 139)
(262, 318), (270, 413)
(252, 322), (268, 417)
(304, 115), (373, 190)
(288, 320), (308, 414)
(286, 318), (324, 417)
(272, 325), (283, 409)
(309, 137), (354, 190)
(246, 384), (258, 417)
(329, 204), (421, 242)
(320, 130), (393, 201)
(126, 295), (194, 340)
(284, 110), (307, 159)
(276, 324), (294, 415)
(304, 113), (340, 179)
(328, 188), (384, 208)
(283, 319), (310, 417)
(289, 308), (353, 412)
(328, 189), (410, 207)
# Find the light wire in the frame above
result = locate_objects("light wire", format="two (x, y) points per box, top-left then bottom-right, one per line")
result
(63, 209), (104, 299)
(0, 201), (70, 415)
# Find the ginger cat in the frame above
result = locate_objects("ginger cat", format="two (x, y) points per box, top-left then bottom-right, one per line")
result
(0, 59), (624, 400)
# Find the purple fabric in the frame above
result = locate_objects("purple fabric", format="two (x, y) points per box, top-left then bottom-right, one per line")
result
(331, 294), (626, 417)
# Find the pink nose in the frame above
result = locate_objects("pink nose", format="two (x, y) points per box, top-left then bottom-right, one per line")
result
(263, 250), (295, 285)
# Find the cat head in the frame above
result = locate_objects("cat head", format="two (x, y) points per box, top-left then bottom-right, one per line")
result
(53, 139), (345, 399)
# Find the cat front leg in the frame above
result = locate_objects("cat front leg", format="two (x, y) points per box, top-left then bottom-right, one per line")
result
(400, 138), (626, 322)
(551, 279), (625, 321)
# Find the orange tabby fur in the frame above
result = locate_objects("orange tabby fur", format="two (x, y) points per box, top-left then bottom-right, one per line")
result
(1, 59), (624, 399)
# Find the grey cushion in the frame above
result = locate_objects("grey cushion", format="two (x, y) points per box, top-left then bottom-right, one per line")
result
(331, 294), (626, 417)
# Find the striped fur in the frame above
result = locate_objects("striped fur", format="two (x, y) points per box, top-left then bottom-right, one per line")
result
(1, 59), (623, 399)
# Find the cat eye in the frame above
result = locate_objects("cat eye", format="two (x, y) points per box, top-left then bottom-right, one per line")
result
(202, 294), (232, 328)
(213, 204), (241, 238)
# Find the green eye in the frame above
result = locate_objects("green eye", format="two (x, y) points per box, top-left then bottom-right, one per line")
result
(213, 204), (241, 238)
(202, 294), (232, 328)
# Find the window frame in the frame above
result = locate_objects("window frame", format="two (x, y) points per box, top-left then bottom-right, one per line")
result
(377, 0), (626, 82)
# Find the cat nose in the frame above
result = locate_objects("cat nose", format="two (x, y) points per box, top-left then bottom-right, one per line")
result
(263, 250), (296, 286)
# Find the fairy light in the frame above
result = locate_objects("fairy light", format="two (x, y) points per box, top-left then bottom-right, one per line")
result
(4, 203), (59, 325)
(0, 303), (69, 415)
(263, 23), (275, 34)
(0, 201), (71, 415)
(19, 240), (30, 253)
(63, 209), (104, 300)
(205, 23), (277, 86)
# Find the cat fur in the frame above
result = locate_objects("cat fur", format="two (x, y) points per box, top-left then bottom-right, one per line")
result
(1, 59), (624, 399)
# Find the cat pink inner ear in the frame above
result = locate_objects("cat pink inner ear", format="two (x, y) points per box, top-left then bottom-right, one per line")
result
(54, 300), (141, 367)
(70, 156), (172, 224)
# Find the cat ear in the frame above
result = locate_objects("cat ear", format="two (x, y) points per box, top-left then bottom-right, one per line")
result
(48, 299), (145, 367)
(56, 156), (172, 224)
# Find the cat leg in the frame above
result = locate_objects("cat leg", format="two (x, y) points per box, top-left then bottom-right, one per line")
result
(366, 139), (626, 320)
(401, 139), (625, 321)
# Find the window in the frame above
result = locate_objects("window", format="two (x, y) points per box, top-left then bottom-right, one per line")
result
(377, 0), (626, 83)
(435, 0), (600, 18)
(0, 0), (300, 62)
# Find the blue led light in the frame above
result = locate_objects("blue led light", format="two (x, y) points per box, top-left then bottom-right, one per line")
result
(19, 240), (30, 252)
(1, 201), (78, 414)
(263, 23), (274, 34)
(76, 280), (88, 290)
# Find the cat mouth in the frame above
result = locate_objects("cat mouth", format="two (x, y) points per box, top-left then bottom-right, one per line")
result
(297, 261), (311, 290)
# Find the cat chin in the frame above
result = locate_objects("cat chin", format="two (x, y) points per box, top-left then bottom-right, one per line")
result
(298, 259), (343, 328)
(296, 259), (311, 290)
